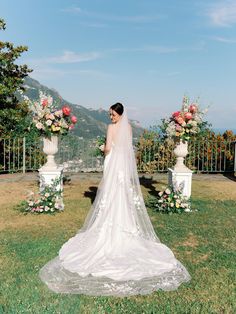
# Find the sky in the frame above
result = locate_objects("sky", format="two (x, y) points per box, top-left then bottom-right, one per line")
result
(1, 0), (236, 129)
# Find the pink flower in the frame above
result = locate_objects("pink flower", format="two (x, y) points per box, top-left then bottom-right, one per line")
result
(71, 115), (77, 124)
(62, 105), (71, 116)
(69, 124), (75, 130)
(42, 99), (48, 107)
(176, 116), (185, 125)
(184, 112), (192, 120)
(189, 104), (197, 113)
(45, 113), (55, 120)
(175, 124), (182, 131)
(172, 111), (181, 119)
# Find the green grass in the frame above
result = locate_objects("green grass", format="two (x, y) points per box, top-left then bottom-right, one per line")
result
(0, 177), (235, 313)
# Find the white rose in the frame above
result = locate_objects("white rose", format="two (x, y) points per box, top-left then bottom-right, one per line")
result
(165, 188), (171, 195)
(46, 120), (52, 126)
(36, 122), (44, 130)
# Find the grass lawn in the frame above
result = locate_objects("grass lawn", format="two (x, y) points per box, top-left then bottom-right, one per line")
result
(0, 173), (235, 314)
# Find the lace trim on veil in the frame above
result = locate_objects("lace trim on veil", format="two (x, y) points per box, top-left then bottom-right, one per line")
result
(40, 257), (190, 296)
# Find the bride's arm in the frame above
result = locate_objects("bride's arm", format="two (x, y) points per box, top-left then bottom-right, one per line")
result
(104, 124), (113, 155)
(129, 123), (132, 138)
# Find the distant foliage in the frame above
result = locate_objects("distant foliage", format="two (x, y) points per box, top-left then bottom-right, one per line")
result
(136, 128), (236, 174)
(0, 18), (32, 137)
(186, 130), (236, 172)
(136, 96), (236, 174)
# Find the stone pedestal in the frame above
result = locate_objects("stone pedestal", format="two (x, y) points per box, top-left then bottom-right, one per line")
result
(38, 166), (63, 192)
(168, 168), (193, 198)
(42, 136), (59, 170)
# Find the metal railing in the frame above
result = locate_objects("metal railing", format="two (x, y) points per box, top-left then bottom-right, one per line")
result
(0, 137), (44, 173)
(136, 140), (236, 173)
(0, 136), (235, 174)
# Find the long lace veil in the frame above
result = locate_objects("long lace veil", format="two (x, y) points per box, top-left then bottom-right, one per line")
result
(39, 108), (191, 296)
(80, 108), (160, 241)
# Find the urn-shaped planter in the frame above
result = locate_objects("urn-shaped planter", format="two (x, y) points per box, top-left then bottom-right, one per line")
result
(41, 136), (59, 170)
(173, 139), (191, 172)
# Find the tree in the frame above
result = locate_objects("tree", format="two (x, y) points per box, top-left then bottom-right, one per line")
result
(0, 18), (32, 136)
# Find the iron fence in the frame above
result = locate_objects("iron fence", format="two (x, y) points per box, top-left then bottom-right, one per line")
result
(0, 136), (235, 174)
(136, 140), (236, 173)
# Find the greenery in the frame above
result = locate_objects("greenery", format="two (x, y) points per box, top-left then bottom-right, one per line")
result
(145, 184), (191, 214)
(136, 128), (236, 174)
(18, 176), (64, 214)
(0, 174), (235, 313)
(94, 136), (106, 157)
(0, 18), (32, 137)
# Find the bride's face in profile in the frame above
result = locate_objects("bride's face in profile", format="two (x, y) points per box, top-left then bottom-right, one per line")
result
(109, 109), (121, 123)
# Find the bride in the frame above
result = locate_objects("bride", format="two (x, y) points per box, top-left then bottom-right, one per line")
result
(40, 103), (191, 296)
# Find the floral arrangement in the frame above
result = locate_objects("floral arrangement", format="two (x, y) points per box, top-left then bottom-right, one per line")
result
(29, 91), (77, 137)
(162, 96), (207, 142)
(23, 176), (64, 214)
(94, 135), (106, 156)
(145, 182), (192, 214)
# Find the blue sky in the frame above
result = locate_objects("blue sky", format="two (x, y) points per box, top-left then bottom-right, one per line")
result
(1, 0), (236, 129)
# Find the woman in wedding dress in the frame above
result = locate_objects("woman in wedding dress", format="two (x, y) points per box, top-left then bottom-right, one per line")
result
(39, 103), (191, 296)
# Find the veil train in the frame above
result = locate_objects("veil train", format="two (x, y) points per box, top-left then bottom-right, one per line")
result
(39, 109), (191, 296)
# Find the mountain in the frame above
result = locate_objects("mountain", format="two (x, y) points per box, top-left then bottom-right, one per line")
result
(23, 77), (144, 140)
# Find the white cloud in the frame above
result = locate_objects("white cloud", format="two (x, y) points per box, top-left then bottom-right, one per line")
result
(211, 36), (236, 43)
(49, 51), (101, 64)
(63, 6), (162, 24)
(110, 45), (178, 54)
(166, 71), (181, 77)
(80, 22), (107, 28)
(61, 6), (82, 14)
(207, 1), (236, 26)
(26, 51), (101, 65)
(30, 67), (66, 80)
(30, 66), (109, 81)
(109, 15), (162, 23)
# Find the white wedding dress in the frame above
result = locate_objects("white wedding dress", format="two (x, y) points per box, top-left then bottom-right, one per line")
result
(39, 110), (191, 296)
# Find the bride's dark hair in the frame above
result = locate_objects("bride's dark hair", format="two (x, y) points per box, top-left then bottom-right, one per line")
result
(110, 102), (124, 115)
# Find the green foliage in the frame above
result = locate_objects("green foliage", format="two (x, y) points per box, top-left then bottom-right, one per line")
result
(136, 129), (160, 173)
(145, 185), (192, 214)
(18, 176), (64, 214)
(136, 128), (236, 174)
(94, 135), (106, 157)
(0, 18), (32, 136)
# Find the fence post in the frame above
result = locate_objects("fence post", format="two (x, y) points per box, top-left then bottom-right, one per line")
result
(23, 137), (26, 174)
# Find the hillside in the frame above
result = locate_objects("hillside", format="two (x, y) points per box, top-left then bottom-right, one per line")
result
(23, 77), (144, 140)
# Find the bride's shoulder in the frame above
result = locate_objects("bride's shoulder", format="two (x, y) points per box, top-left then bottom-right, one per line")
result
(107, 123), (114, 130)
(106, 123), (114, 135)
